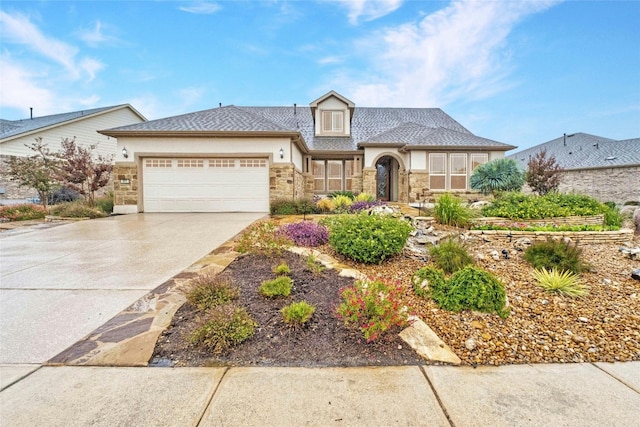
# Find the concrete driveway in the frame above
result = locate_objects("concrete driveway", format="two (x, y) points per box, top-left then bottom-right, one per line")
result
(0, 213), (263, 364)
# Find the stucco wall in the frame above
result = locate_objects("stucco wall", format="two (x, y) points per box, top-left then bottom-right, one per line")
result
(557, 166), (639, 204)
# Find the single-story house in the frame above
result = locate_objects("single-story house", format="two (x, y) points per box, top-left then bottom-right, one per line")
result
(100, 91), (515, 214)
(508, 133), (640, 204)
(0, 105), (146, 201)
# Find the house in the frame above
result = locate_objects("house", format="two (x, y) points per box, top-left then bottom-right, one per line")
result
(507, 133), (640, 204)
(0, 104), (147, 201)
(99, 91), (515, 214)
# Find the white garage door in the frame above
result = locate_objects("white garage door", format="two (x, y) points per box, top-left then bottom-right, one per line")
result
(143, 158), (269, 212)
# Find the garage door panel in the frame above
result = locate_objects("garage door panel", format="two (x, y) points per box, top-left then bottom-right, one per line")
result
(143, 158), (269, 213)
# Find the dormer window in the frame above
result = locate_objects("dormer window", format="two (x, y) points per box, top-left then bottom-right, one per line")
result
(322, 110), (344, 133)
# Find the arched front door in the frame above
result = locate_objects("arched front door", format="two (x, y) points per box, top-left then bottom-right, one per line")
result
(376, 156), (399, 201)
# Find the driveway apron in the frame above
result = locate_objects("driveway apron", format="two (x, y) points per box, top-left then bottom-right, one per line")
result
(0, 213), (263, 364)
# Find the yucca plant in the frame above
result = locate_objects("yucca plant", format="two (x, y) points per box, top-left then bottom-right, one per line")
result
(531, 267), (589, 297)
(470, 158), (524, 196)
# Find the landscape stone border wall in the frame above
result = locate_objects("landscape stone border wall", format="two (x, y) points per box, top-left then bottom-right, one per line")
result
(473, 215), (605, 227)
(468, 228), (633, 245)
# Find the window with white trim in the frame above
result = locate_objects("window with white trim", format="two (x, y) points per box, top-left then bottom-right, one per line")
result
(321, 110), (344, 133)
(145, 159), (172, 168)
(210, 159), (235, 168)
(239, 159), (267, 168)
(429, 153), (446, 190)
(450, 154), (467, 190)
(471, 153), (489, 171)
(312, 159), (353, 192)
(177, 159), (204, 168)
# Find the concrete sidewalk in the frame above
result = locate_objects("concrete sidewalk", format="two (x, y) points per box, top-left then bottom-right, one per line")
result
(1, 362), (638, 426)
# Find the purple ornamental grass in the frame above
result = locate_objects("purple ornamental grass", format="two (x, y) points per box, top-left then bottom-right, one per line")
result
(349, 200), (387, 213)
(280, 221), (329, 247)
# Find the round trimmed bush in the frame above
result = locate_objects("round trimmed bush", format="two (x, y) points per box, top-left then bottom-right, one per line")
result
(412, 266), (446, 299)
(437, 266), (509, 318)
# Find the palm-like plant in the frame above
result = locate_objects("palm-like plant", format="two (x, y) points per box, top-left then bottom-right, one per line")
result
(531, 268), (589, 297)
(470, 158), (524, 196)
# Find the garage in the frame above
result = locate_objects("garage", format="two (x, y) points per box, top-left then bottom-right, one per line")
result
(142, 158), (269, 212)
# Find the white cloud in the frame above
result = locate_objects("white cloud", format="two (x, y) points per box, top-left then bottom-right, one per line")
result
(0, 54), (57, 116)
(334, 0), (403, 25)
(78, 21), (120, 47)
(318, 56), (343, 65)
(340, 0), (560, 107)
(80, 58), (106, 81)
(179, 1), (221, 14)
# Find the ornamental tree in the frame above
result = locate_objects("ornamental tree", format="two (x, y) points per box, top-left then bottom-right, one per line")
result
(4, 138), (60, 209)
(55, 137), (113, 206)
(526, 149), (563, 195)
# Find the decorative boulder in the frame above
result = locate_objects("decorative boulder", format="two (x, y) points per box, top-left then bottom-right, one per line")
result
(632, 269), (640, 281)
(513, 237), (532, 251)
(634, 208), (640, 234)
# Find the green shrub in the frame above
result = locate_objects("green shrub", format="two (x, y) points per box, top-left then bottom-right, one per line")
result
(470, 158), (524, 196)
(331, 194), (353, 211)
(436, 266), (510, 318)
(0, 204), (46, 221)
(602, 205), (623, 228)
(326, 214), (412, 264)
(429, 239), (474, 274)
(531, 268), (589, 297)
(523, 239), (589, 274)
(94, 195), (114, 214)
(189, 304), (256, 353)
(481, 192), (608, 220)
(270, 199), (298, 215)
(282, 301), (316, 326)
(412, 266), (447, 299)
(186, 274), (239, 311)
(235, 222), (293, 257)
(433, 193), (471, 227)
(336, 278), (409, 342)
(259, 276), (293, 297)
(49, 201), (106, 219)
(273, 262), (291, 276)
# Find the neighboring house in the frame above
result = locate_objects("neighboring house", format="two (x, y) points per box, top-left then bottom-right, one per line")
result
(508, 133), (640, 204)
(0, 105), (147, 201)
(100, 91), (515, 214)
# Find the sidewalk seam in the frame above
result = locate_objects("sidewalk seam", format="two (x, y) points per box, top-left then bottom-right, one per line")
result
(420, 366), (456, 427)
(0, 365), (43, 392)
(591, 362), (640, 394)
(194, 367), (229, 427)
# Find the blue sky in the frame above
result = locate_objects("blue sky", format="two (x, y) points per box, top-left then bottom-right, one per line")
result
(1, 0), (638, 152)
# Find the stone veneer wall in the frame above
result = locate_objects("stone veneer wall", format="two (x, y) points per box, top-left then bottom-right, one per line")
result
(468, 228), (633, 245)
(557, 166), (640, 204)
(362, 168), (376, 197)
(473, 215), (605, 227)
(408, 171), (429, 203)
(351, 173), (363, 195)
(270, 164), (297, 202)
(113, 164), (138, 207)
(293, 168), (306, 200)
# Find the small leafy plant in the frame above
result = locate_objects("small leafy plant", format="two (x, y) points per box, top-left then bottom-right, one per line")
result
(523, 239), (589, 274)
(273, 262), (291, 276)
(430, 266), (510, 318)
(282, 301), (316, 326)
(326, 214), (412, 264)
(0, 203), (46, 221)
(305, 253), (325, 274)
(186, 274), (239, 311)
(433, 193), (471, 227)
(189, 304), (256, 354)
(279, 221), (329, 247)
(259, 276), (293, 297)
(336, 278), (410, 342)
(531, 268), (589, 297)
(412, 266), (446, 299)
(429, 239), (474, 274)
(235, 222), (293, 257)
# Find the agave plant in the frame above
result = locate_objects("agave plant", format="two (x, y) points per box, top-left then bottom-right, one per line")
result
(470, 158), (524, 196)
(531, 267), (589, 297)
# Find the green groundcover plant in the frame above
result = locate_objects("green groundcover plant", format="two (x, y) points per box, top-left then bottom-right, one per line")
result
(324, 214), (412, 264)
(259, 276), (293, 297)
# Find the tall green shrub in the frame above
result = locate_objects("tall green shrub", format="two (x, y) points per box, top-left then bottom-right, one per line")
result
(326, 214), (412, 264)
(433, 193), (471, 227)
(470, 158), (524, 196)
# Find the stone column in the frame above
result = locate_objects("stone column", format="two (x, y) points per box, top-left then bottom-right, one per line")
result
(113, 164), (139, 214)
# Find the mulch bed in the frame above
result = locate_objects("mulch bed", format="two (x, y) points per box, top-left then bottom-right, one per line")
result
(151, 250), (424, 367)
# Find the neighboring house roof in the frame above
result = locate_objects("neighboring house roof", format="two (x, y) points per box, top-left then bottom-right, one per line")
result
(508, 133), (640, 170)
(0, 104), (146, 142)
(102, 103), (514, 152)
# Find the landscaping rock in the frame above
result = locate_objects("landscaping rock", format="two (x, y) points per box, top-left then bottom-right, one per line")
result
(619, 247), (640, 260)
(465, 338), (477, 351)
(632, 269), (640, 281)
(369, 205), (398, 216)
(634, 208), (640, 233)
(399, 317), (461, 365)
(513, 237), (532, 251)
(469, 201), (490, 209)
(491, 250), (500, 260)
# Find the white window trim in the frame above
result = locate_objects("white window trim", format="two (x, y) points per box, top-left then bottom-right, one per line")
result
(450, 153), (467, 190)
(321, 110), (344, 134)
(429, 153), (446, 190)
(311, 159), (353, 193)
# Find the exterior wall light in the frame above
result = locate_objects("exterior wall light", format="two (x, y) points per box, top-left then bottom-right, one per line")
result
(279, 147), (284, 159)
(122, 147), (129, 159)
